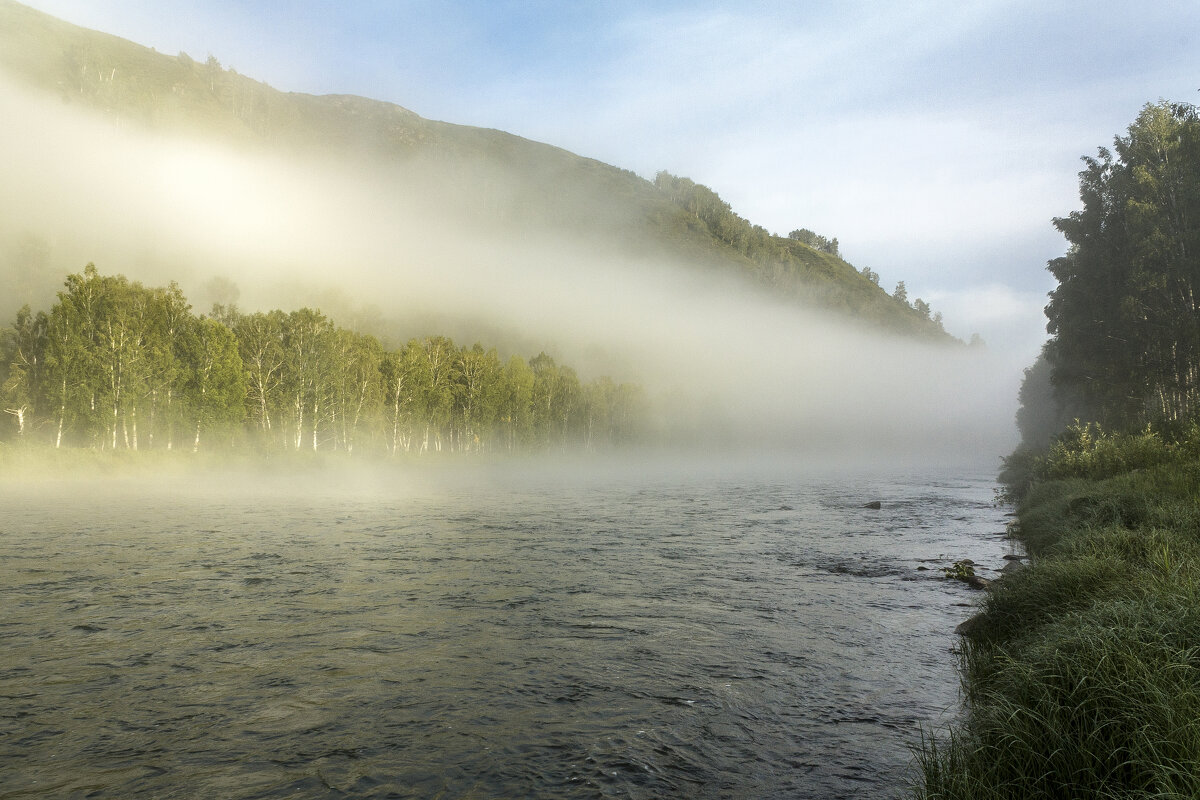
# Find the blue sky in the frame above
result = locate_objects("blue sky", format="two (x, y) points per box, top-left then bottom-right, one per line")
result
(18, 0), (1200, 360)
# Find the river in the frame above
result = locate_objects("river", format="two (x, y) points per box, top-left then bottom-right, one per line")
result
(0, 458), (1012, 799)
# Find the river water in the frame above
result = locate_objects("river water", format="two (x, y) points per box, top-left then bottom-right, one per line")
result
(0, 459), (1012, 799)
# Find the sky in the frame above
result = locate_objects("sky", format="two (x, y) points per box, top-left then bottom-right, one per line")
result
(15, 0), (1200, 364)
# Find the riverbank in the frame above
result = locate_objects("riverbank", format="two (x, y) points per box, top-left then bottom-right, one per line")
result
(916, 426), (1200, 798)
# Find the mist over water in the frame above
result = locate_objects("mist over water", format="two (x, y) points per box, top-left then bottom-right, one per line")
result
(0, 76), (1018, 464)
(1, 463), (1014, 799)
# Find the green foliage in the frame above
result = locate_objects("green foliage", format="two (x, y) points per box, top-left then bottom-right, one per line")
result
(995, 446), (1039, 502)
(1000, 416), (1200, 502)
(1040, 421), (1171, 481)
(941, 560), (976, 581)
(941, 169), (1200, 794)
(650, 171), (954, 340)
(1045, 101), (1200, 429)
(0, 266), (646, 457)
(1013, 344), (1085, 452)
(787, 228), (839, 256)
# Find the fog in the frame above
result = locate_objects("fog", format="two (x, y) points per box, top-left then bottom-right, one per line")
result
(0, 76), (1022, 469)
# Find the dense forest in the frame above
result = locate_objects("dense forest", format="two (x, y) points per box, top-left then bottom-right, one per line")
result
(0, 265), (644, 455)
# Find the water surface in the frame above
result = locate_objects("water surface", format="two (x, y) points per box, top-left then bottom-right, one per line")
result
(0, 461), (1012, 798)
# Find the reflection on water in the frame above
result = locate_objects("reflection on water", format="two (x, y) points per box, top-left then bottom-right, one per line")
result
(0, 464), (1011, 798)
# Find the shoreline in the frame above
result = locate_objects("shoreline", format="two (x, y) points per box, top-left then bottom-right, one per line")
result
(916, 445), (1200, 797)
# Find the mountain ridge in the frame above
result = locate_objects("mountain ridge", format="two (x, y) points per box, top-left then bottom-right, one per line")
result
(0, 0), (952, 342)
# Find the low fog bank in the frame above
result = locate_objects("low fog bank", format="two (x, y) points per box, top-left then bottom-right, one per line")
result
(0, 78), (1020, 468)
(0, 449), (1003, 507)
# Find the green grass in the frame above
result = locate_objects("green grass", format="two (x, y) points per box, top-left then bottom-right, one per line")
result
(916, 441), (1200, 799)
(919, 597), (1200, 799)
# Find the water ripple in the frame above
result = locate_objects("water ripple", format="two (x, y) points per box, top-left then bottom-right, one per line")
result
(0, 468), (1009, 798)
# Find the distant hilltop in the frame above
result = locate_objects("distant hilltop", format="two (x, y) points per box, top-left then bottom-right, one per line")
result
(0, 0), (952, 342)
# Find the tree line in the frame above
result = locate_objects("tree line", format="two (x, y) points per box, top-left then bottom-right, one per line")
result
(1019, 101), (1200, 442)
(786, 228), (839, 257)
(651, 171), (951, 339)
(0, 264), (645, 454)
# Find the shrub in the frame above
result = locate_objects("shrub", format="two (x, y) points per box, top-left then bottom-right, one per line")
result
(1040, 421), (1172, 482)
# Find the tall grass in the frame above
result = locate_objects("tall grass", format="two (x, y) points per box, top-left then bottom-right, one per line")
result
(916, 425), (1200, 798)
(918, 597), (1200, 799)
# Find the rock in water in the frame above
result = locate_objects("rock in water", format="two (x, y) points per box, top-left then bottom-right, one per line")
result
(863, 501), (882, 509)
(955, 614), (987, 636)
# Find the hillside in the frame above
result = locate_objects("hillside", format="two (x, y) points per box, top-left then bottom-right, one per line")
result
(0, 0), (950, 342)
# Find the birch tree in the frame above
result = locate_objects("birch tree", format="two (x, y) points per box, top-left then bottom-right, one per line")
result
(0, 306), (45, 438)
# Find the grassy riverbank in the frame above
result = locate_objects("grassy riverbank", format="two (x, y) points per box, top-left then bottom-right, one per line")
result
(917, 425), (1200, 798)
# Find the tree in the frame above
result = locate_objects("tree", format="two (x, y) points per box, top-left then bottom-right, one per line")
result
(42, 273), (96, 448)
(42, 264), (150, 449)
(1045, 101), (1200, 427)
(143, 282), (192, 449)
(417, 335), (459, 452)
(1014, 345), (1085, 450)
(893, 281), (908, 306)
(454, 344), (501, 452)
(381, 345), (419, 454)
(0, 265), (650, 456)
(329, 327), (383, 454)
(787, 228), (839, 255)
(530, 352), (581, 447)
(177, 316), (245, 451)
(204, 54), (222, 93)
(498, 354), (535, 452)
(1, 306), (46, 438)
(231, 310), (286, 441)
(280, 308), (334, 450)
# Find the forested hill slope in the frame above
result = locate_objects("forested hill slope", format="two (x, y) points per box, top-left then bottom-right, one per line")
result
(0, 0), (950, 341)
